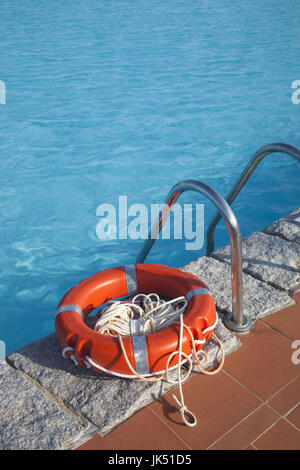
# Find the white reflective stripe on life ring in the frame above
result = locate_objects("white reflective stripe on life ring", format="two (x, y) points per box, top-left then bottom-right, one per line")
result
(124, 264), (138, 295)
(186, 288), (212, 300)
(56, 304), (84, 318)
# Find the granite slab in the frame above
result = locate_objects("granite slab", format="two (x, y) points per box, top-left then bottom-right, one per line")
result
(0, 363), (87, 450)
(212, 232), (300, 295)
(182, 255), (293, 320)
(264, 208), (300, 244)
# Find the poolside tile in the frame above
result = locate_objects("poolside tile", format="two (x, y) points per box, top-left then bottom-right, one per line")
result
(223, 321), (299, 400)
(77, 407), (190, 450)
(253, 419), (300, 450)
(264, 208), (300, 244)
(268, 376), (300, 416)
(209, 405), (279, 450)
(286, 405), (300, 429)
(77, 434), (103, 450)
(262, 293), (300, 340)
(149, 370), (261, 450)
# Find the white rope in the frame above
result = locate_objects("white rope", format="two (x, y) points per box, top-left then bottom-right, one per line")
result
(62, 346), (78, 366)
(172, 313), (197, 427)
(94, 293), (187, 336)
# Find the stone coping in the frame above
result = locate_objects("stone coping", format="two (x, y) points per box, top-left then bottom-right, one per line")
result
(212, 231), (300, 295)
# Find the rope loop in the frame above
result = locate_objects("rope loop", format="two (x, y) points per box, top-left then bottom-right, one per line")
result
(172, 395), (197, 427)
(62, 347), (79, 366)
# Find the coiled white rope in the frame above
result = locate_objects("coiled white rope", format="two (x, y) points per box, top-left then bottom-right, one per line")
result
(92, 293), (225, 427)
(94, 293), (187, 336)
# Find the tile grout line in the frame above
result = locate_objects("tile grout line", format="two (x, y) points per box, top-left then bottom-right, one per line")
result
(148, 406), (193, 450)
(148, 365), (268, 451)
(248, 416), (283, 448)
(249, 410), (300, 449)
(221, 368), (264, 402)
(206, 402), (266, 450)
(284, 401), (300, 418)
(259, 319), (295, 342)
(264, 403), (284, 419)
(206, 402), (282, 450)
(223, 358), (300, 405)
(217, 371), (300, 449)
(248, 386), (300, 448)
(283, 402), (300, 431)
(265, 374), (300, 404)
(284, 416), (300, 432)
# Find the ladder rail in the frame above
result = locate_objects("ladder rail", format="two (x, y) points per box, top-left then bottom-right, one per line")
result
(136, 179), (251, 332)
(206, 143), (300, 256)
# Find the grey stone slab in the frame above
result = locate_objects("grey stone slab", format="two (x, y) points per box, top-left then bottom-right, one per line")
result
(182, 256), (293, 321)
(264, 208), (300, 245)
(8, 321), (239, 436)
(0, 362), (87, 450)
(212, 232), (300, 295)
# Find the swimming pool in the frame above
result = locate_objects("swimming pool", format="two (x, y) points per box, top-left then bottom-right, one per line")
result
(0, 0), (300, 353)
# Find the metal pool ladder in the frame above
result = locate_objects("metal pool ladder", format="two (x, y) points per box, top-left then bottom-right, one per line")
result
(136, 142), (300, 334)
(206, 143), (300, 256)
(136, 179), (252, 333)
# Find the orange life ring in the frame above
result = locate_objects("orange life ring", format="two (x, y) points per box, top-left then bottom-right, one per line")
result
(55, 264), (217, 378)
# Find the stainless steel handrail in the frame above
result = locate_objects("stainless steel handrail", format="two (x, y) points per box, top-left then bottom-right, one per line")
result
(136, 179), (251, 332)
(206, 143), (300, 256)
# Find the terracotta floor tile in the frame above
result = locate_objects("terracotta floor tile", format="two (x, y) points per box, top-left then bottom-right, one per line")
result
(77, 407), (190, 450)
(268, 376), (300, 415)
(292, 292), (300, 304)
(286, 405), (300, 429)
(223, 321), (299, 400)
(77, 434), (104, 450)
(149, 370), (261, 450)
(77, 297), (300, 451)
(209, 405), (279, 450)
(262, 297), (300, 341)
(253, 418), (300, 450)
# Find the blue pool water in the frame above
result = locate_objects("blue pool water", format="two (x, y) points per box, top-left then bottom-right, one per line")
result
(0, 0), (300, 353)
